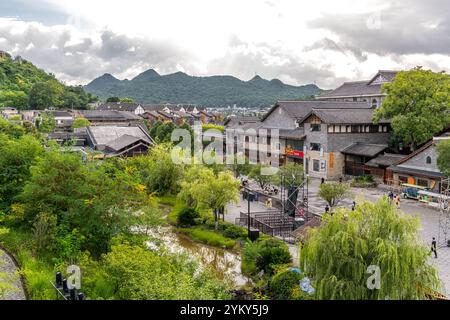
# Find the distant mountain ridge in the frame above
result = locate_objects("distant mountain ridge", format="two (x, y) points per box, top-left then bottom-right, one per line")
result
(85, 70), (323, 107)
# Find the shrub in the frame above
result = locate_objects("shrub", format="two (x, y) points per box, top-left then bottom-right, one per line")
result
(255, 239), (292, 275)
(268, 268), (303, 300)
(222, 223), (247, 239)
(176, 207), (200, 227)
(242, 238), (292, 277)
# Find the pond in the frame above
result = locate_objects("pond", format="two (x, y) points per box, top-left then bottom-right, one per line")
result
(146, 227), (251, 288)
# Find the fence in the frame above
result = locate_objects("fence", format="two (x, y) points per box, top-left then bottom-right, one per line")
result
(236, 211), (297, 244)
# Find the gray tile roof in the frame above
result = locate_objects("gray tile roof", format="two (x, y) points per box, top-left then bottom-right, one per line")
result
(105, 134), (150, 152)
(341, 143), (388, 157)
(87, 125), (152, 147)
(262, 100), (370, 122)
(97, 102), (143, 112)
(301, 108), (390, 125)
(389, 165), (445, 179)
(365, 153), (405, 167)
(316, 70), (399, 99)
(82, 110), (141, 121)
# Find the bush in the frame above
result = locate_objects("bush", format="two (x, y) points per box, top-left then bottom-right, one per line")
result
(242, 238), (292, 277)
(222, 223), (247, 239)
(176, 207), (200, 227)
(354, 175), (374, 183)
(255, 239), (292, 275)
(268, 268), (303, 300)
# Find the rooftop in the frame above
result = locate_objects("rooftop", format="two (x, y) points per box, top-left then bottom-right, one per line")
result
(87, 125), (152, 147)
(341, 143), (388, 157)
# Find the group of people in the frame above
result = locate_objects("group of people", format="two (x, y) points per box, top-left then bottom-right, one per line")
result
(388, 191), (402, 208)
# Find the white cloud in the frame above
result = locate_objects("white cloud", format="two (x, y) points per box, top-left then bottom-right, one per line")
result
(0, 0), (448, 88)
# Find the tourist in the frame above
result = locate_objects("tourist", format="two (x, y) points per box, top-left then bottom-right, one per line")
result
(388, 191), (394, 204)
(395, 195), (401, 209)
(431, 237), (438, 258)
(351, 201), (356, 211)
(321, 177), (325, 184)
(325, 204), (330, 214)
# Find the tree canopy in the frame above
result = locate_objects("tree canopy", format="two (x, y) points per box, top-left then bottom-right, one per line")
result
(437, 139), (450, 177)
(374, 68), (450, 149)
(300, 198), (442, 299)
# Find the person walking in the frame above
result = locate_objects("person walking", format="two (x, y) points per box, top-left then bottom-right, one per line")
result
(351, 201), (356, 211)
(395, 194), (401, 209)
(325, 204), (330, 214)
(321, 177), (325, 184)
(388, 191), (394, 204)
(431, 237), (438, 258)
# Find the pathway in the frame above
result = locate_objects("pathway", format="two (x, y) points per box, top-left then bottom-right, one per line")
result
(0, 249), (26, 300)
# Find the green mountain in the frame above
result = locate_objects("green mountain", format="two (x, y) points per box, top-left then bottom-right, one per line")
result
(0, 51), (95, 110)
(85, 70), (322, 107)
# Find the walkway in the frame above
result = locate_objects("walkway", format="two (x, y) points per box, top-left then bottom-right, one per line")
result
(0, 249), (26, 300)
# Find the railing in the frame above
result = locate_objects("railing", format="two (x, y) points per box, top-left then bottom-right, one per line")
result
(237, 211), (297, 244)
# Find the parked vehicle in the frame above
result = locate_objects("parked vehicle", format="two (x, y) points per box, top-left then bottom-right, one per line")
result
(401, 183), (429, 200)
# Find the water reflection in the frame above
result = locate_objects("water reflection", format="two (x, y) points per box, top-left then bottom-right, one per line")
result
(146, 227), (250, 288)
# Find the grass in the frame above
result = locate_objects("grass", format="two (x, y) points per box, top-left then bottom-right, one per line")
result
(0, 228), (55, 300)
(177, 227), (236, 249)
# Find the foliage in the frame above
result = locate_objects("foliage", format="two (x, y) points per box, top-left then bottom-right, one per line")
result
(126, 144), (184, 195)
(374, 68), (450, 149)
(16, 150), (150, 258)
(85, 70), (322, 107)
(176, 207), (200, 227)
(81, 243), (230, 300)
(277, 163), (304, 186)
(35, 112), (56, 133)
(148, 120), (177, 143)
(222, 223), (248, 240)
(178, 166), (239, 229)
(202, 123), (225, 133)
(318, 182), (351, 207)
(300, 198), (442, 300)
(178, 227), (236, 249)
(0, 53), (94, 110)
(242, 238), (292, 277)
(437, 139), (450, 177)
(72, 117), (91, 129)
(0, 133), (44, 211)
(0, 118), (26, 138)
(248, 163), (277, 189)
(268, 268), (304, 300)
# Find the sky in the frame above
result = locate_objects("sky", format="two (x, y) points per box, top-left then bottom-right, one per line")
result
(0, 0), (449, 89)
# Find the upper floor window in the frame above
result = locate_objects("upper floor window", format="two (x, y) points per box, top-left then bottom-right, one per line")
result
(426, 156), (432, 164)
(311, 124), (321, 132)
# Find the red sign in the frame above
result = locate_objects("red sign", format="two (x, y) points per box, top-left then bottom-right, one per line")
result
(285, 149), (304, 158)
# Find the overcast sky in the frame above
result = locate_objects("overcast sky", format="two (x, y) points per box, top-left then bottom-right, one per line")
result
(0, 0), (449, 88)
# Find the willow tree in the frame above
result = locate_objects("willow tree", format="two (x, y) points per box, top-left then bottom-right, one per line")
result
(300, 198), (442, 300)
(179, 166), (240, 229)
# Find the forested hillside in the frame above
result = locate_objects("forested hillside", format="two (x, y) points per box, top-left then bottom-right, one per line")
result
(85, 70), (322, 107)
(0, 51), (96, 110)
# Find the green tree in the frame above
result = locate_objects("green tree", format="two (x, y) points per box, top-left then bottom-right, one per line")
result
(277, 163), (305, 186)
(17, 151), (150, 257)
(374, 68), (450, 150)
(179, 166), (239, 229)
(318, 182), (351, 208)
(248, 163), (277, 189)
(0, 90), (28, 109)
(300, 198), (442, 300)
(81, 243), (230, 300)
(437, 139), (450, 177)
(0, 118), (25, 138)
(28, 80), (64, 109)
(72, 117), (91, 129)
(0, 133), (43, 211)
(36, 112), (56, 133)
(106, 96), (120, 103)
